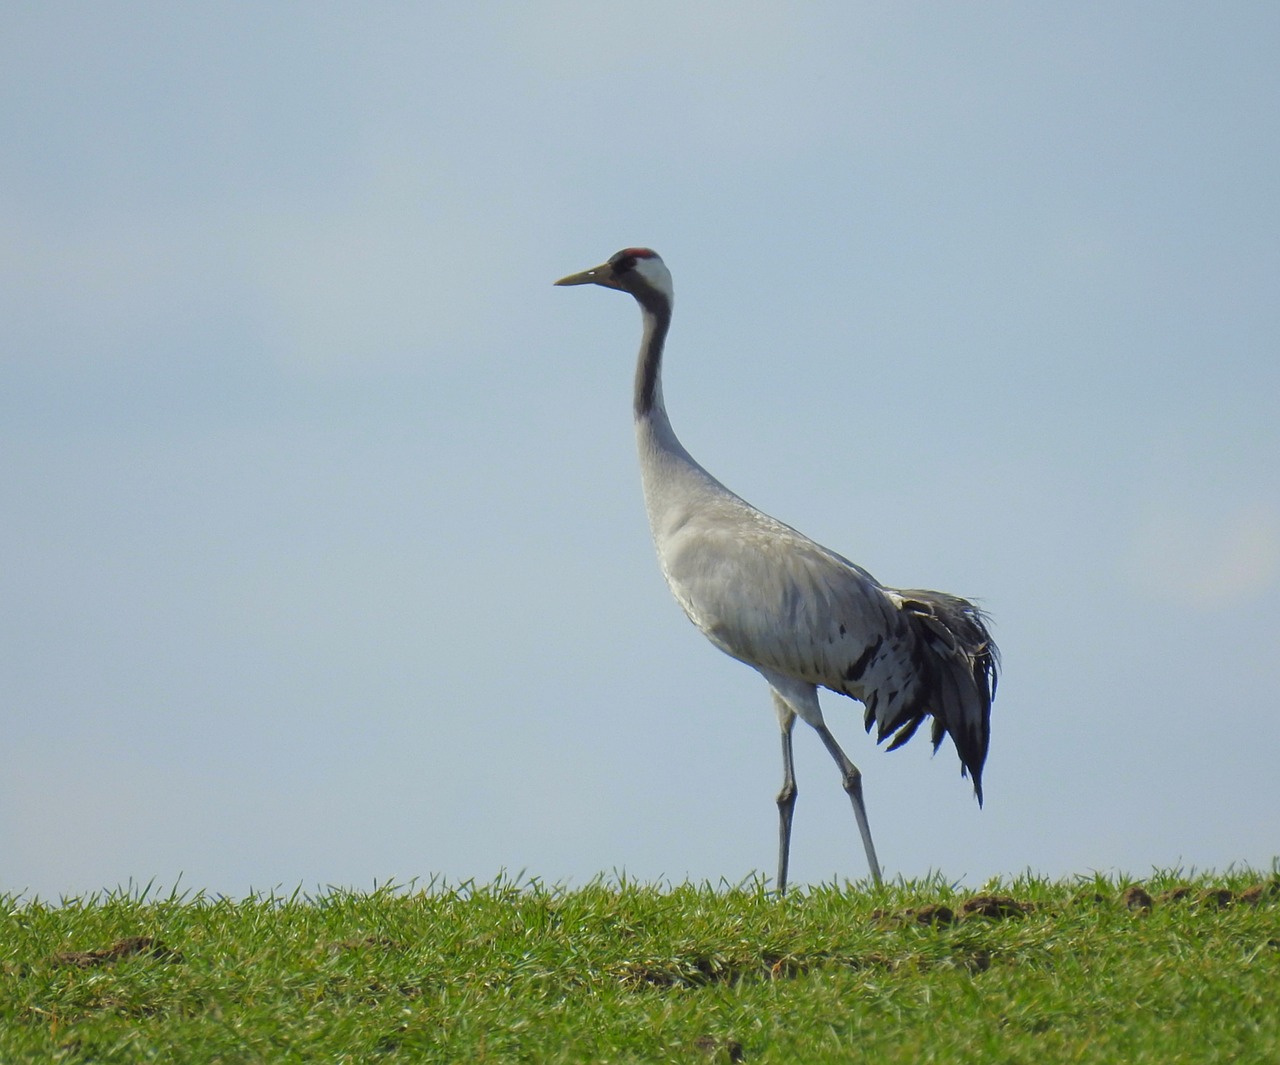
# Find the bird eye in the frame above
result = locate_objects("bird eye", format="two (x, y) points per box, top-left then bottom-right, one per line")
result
(612, 255), (636, 273)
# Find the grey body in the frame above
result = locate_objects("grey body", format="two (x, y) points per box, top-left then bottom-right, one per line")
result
(557, 248), (998, 891)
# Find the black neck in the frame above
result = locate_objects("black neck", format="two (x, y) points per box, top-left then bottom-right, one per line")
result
(633, 289), (672, 419)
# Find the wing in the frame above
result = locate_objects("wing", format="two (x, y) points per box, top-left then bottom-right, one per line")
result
(858, 588), (998, 801)
(657, 503), (892, 671)
(657, 504), (998, 799)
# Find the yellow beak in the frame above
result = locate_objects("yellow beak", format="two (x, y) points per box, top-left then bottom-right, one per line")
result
(553, 262), (621, 288)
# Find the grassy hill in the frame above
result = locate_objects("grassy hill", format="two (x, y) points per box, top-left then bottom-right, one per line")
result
(3, 870), (1277, 1062)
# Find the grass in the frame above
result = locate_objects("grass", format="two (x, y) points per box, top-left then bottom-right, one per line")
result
(2, 869), (1277, 1063)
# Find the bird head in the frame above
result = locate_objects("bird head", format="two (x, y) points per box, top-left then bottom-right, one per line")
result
(555, 248), (673, 306)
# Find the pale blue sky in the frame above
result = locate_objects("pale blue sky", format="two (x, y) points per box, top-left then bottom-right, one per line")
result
(3, 4), (1278, 899)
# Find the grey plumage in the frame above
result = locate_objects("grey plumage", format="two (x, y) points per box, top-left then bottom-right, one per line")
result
(556, 247), (999, 891)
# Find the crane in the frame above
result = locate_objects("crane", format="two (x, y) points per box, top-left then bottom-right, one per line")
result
(555, 248), (998, 892)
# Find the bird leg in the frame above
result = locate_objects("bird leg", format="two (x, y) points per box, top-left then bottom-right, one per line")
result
(775, 715), (798, 896)
(813, 723), (883, 887)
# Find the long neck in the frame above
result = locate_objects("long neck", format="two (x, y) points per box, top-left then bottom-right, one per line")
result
(631, 285), (738, 542)
(633, 290), (672, 421)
